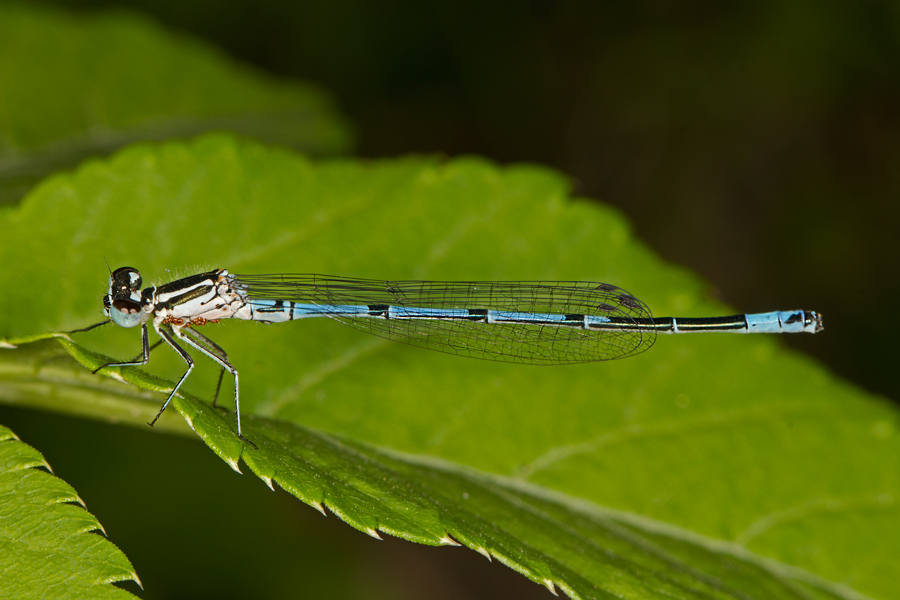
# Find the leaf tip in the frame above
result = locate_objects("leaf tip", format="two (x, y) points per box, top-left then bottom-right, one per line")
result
(261, 476), (275, 491)
(474, 546), (492, 561)
(225, 457), (242, 474)
(439, 535), (461, 546)
(365, 528), (383, 540)
(310, 501), (327, 516)
(542, 579), (558, 596)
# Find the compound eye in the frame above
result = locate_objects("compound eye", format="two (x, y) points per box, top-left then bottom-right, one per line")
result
(106, 267), (144, 327)
(110, 267), (142, 294)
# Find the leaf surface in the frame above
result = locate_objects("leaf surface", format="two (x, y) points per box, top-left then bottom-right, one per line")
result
(0, 424), (139, 599)
(0, 134), (896, 599)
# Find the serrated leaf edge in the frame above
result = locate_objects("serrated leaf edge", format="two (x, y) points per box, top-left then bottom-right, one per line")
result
(0, 425), (143, 590)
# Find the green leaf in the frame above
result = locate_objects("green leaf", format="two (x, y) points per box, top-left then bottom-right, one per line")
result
(0, 3), (353, 205)
(1, 133), (897, 599)
(0, 423), (140, 599)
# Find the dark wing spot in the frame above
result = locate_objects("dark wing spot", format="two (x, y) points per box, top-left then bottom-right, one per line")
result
(617, 295), (642, 310)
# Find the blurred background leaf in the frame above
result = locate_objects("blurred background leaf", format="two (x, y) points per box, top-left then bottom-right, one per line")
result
(0, 3), (352, 205)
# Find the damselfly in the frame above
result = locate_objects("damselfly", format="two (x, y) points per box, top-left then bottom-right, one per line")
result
(77, 267), (823, 447)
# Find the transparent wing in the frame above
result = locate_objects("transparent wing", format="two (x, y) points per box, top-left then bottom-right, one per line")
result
(234, 275), (657, 364)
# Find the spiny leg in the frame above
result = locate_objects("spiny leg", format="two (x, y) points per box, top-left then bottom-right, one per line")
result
(128, 338), (163, 363)
(212, 369), (227, 409)
(66, 319), (111, 334)
(175, 327), (256, 449)
(148, 326), (195, 428)
(92, 323), (151, 374)
(180, 326), (228, 409)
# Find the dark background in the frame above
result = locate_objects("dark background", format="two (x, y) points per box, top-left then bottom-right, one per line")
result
(3, 1), (898, 598)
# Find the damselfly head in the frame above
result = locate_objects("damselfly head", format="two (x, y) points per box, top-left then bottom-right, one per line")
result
(104, 267), (145, 328)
